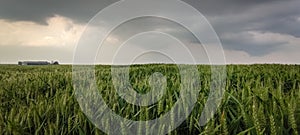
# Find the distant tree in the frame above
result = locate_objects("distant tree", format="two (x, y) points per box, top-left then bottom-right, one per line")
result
(53, 61), (59, 65)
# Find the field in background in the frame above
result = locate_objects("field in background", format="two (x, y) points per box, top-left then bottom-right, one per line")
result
(0, 64), (299, 134)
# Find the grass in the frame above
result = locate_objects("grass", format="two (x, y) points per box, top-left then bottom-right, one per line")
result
(0, 64), (299, 134)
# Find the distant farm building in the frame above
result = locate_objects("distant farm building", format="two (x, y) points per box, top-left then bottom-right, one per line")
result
(18, 61), (59, 65)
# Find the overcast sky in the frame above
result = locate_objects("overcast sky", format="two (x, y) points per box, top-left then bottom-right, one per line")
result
(0, 0), (299, 64)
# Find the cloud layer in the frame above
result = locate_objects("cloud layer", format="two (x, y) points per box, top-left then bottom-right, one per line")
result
(0, 0), (299, 64)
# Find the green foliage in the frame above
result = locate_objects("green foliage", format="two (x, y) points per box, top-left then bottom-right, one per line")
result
(0, 64), (299, 134)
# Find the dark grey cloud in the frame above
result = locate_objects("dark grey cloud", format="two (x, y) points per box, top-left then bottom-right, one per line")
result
(220, 32), (285, 56)
(207, 0), (300, 32)
(201, 0), (300, 56)
(183, 0), (284, 16)
(0, 0), (117, 24)
(0, 0), (293, 24)
(254, 15), (300, 37)
(0, 0), (299, 63)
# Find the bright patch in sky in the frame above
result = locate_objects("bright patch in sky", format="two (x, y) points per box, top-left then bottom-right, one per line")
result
(0, 15), (84, 47)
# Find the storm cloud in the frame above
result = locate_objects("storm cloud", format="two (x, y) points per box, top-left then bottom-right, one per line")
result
(0, 0), (116, 24)
(0, 0), (299, 64)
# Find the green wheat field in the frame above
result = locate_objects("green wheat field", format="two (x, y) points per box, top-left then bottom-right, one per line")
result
(0, 64), (299, 135)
